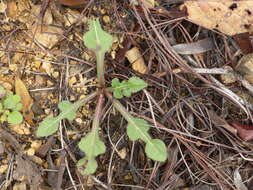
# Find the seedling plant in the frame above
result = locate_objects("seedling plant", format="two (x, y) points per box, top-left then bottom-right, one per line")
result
(0, 86), (23, 125)
(36, 18), (167, 174)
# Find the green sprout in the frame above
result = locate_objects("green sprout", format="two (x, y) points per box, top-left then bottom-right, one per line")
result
(0, 87), (23, 125)
(36, 18), (167, 175)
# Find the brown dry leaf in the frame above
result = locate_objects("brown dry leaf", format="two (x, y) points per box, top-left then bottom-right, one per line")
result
(14, 155), (43, 188)
(28, 5), (63, 49)
(125, 47), (148, 74)
(182, 1), (253, 36)
(6, 0), (31, 21)
(15, 77), (34, 125)
(64, 8), (87, 27)
(6, 1), (18, 19)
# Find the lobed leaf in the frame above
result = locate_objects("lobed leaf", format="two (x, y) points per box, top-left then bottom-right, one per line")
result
(83, 18), (113, 53)
(3, 94), (21, 110)
(111, 77), (147, 99)
(7, 111), (23, 125)
(78, 131), (106, 174)
(83, 158), (98, 174)
(78, 132), (106, 157)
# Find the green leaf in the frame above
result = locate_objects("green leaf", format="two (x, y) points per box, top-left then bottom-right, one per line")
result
(127, 77), (148, 93)
(78, 132), (106, 157)
(36, 92), (98, 138)
(83, 18), (113, 53)
(111, 78), (123, 99)
(78, 131), (106, 174)
(7, 111), (23, 125)
(36, 117), (60, 137)
(127, 118), (151, 141)
(14, 103), (22, 111)
(83, 158), (98, 174)
(126, 117), (168, 162)
(111, 77), (147, 99)
(58, 101), (76, 120)
(3, 94), (21, 110)
(145, 139), (167, 162)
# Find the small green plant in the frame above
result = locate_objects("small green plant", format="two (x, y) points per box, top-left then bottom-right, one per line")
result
(36, 18), (167, 174)
(0, 86), (23, 125)
(110, 77), (148, 99)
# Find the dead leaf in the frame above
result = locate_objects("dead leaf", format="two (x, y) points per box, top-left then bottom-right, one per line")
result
(14, 155), (43, 188)
(15, 77), (34, 125)
(233, 33), (253, 54)
(30, 24), (63, 49)
(125, 47), (148, 74)
(64, 8), (87, 26)
(6, 1), (18, 19)
(28, 5), (63, 49)
(6, 0), (30, 21)
(182, 1), (253, 36)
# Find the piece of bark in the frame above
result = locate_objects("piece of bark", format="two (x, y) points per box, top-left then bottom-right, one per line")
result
(233, 33), (253, 54)
(36, 136), (55, 158)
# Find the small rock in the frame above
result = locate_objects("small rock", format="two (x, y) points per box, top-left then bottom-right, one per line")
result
(26, 148), (35, 156)
(236, 53), (253, 84)
(0, 164), (8, 174)
(13, 182), (27, 190)
(220, 66), (236, 84)
(102, 15), (110, 24)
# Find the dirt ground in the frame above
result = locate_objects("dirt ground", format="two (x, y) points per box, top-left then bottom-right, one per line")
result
(0, 0), (253, 189)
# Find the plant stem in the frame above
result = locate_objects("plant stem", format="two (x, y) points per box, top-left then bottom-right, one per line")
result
(105, 91), (133, 123)
(96, 52), (105, 87)
(72, 91), (99, 110)
(91, 93), (105, 133)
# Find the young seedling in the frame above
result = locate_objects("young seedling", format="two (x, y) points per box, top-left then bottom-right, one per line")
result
(0, 86), (23, 125)
(36, 18), (167, 175)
